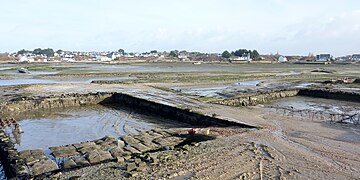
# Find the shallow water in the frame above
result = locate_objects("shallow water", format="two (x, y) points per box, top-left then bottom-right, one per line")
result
(269, 96), (360, 123)
(4, 105), (187, 151)
(0, 77), (134, 86)
(175, 80), (262, 99)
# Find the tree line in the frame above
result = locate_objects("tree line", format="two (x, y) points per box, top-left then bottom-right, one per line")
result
(17, 48), (55, 57)
(222, 49), (260, 60)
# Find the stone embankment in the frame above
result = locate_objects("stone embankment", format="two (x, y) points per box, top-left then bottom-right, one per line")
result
(0, 92), (114, 115)
(214, 90), (299, 107)
(214, 88), (360, 107)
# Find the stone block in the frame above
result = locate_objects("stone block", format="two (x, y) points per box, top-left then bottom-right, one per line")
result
(122, 135), (139, 145)
(73, 142), (97, 149)
(130, 142), (151, 153)
(126, 162), (137, 172)
(124, 146), (140, 154)
(86, 150), (113, 164)
(63, 159), (77, 169)
(109, 147), (126, 158)
(30, 159), (58, 176)
(73, 157), (90, 167)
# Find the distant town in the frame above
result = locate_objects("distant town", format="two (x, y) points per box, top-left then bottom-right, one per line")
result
(0, 48), (359, 64)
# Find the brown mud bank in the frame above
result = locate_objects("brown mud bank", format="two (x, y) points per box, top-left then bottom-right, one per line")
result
(213, 88), (360, 107)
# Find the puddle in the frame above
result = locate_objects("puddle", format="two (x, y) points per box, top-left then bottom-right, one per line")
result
(268, 96), (360, 122)
(276, 71), (302, 76)
(3, 105), (190, 151)
(173, 80), (264, 99)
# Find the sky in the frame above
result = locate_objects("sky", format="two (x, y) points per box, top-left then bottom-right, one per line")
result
(0, 0), (360, 56)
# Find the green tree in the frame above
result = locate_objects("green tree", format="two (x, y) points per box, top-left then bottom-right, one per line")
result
(33, 48), (42, 55)
(169, 50), (179, 57)
(232, 49), (249, 57)
(17, 49), (31, 55)
(251, 50), (260, 60)
(118, 49), (125, 55)
(56, 49), (63, 54)
(221, 51), (231, 58)
(42, 48), (55, 57)
(150, 50), (157, 54)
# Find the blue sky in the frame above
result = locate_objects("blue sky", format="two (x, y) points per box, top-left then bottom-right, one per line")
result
(1, 0), (360, 56)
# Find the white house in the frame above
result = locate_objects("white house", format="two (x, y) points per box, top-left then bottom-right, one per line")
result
(231, 53), (252, 61)
(278, 56), (288, 62)
(18, 55), (35, 62)
(96, 56), (112, 61)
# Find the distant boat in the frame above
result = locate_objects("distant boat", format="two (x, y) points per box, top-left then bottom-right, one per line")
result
(193, 62), (202, 65)
(17, 67), (31, 74)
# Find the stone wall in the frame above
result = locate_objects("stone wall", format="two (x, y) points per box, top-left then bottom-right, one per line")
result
(214, 90), (300, 107)
(298, 89), (360, 102)
(0, 92), (114, 115)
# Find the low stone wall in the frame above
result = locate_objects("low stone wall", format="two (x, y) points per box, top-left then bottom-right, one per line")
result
(213, 90), (300, 107)
(0, 92), (114, 115)
(298, 89), (360, 102)
(108, 93), (253, 128)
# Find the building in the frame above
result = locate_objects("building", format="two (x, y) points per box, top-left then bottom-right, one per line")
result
(278, 56), (288, 63)
(18, 55), (35, 62)
(351, 54), (360, 61)
(96, 56), (112, 61)
(232, 53), (252, 61)
(316, 54), (332, 61)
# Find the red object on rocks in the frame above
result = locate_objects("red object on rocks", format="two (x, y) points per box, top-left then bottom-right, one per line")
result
(188, 128), (197, 135)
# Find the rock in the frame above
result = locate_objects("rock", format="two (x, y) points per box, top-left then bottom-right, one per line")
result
(117, 140), (125, 148)
(78, 145), (100, 154)
(124, 155), (132, 160)
(134, 158), (141, 164)
(109, 147), (126, 158)
(86, 150), (113, 164)
(116, 157), (125, 164)
(123, 135), (140, 145)
(130, 142), (151, 153)
(63, 159), (78, 169)
(50, 146), (79, 158)
(126, 162), (137, 172)
(73, 142), (97, 149)
(124, 146), (141, 154)
(30, 159), (59, 176)
(73, 157), (91, 167)
(182, 145), (191, 151)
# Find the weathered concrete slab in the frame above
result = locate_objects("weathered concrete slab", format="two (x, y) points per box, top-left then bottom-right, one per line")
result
(109, 147), (128, 158)
(130, 142), (151, 153)
(146, 131), (164, 139)
(86, 150), (113, 164)
(124, 146), (141, 154)
(73, 142), (97, 149)
(63, 159), (78, 169)
(30, 159), (58, 176)
(95, 136), (123, 150)
(50, 145), (80, 158)
(73, 157), (91, 167)
(123, 135), (140, 145)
